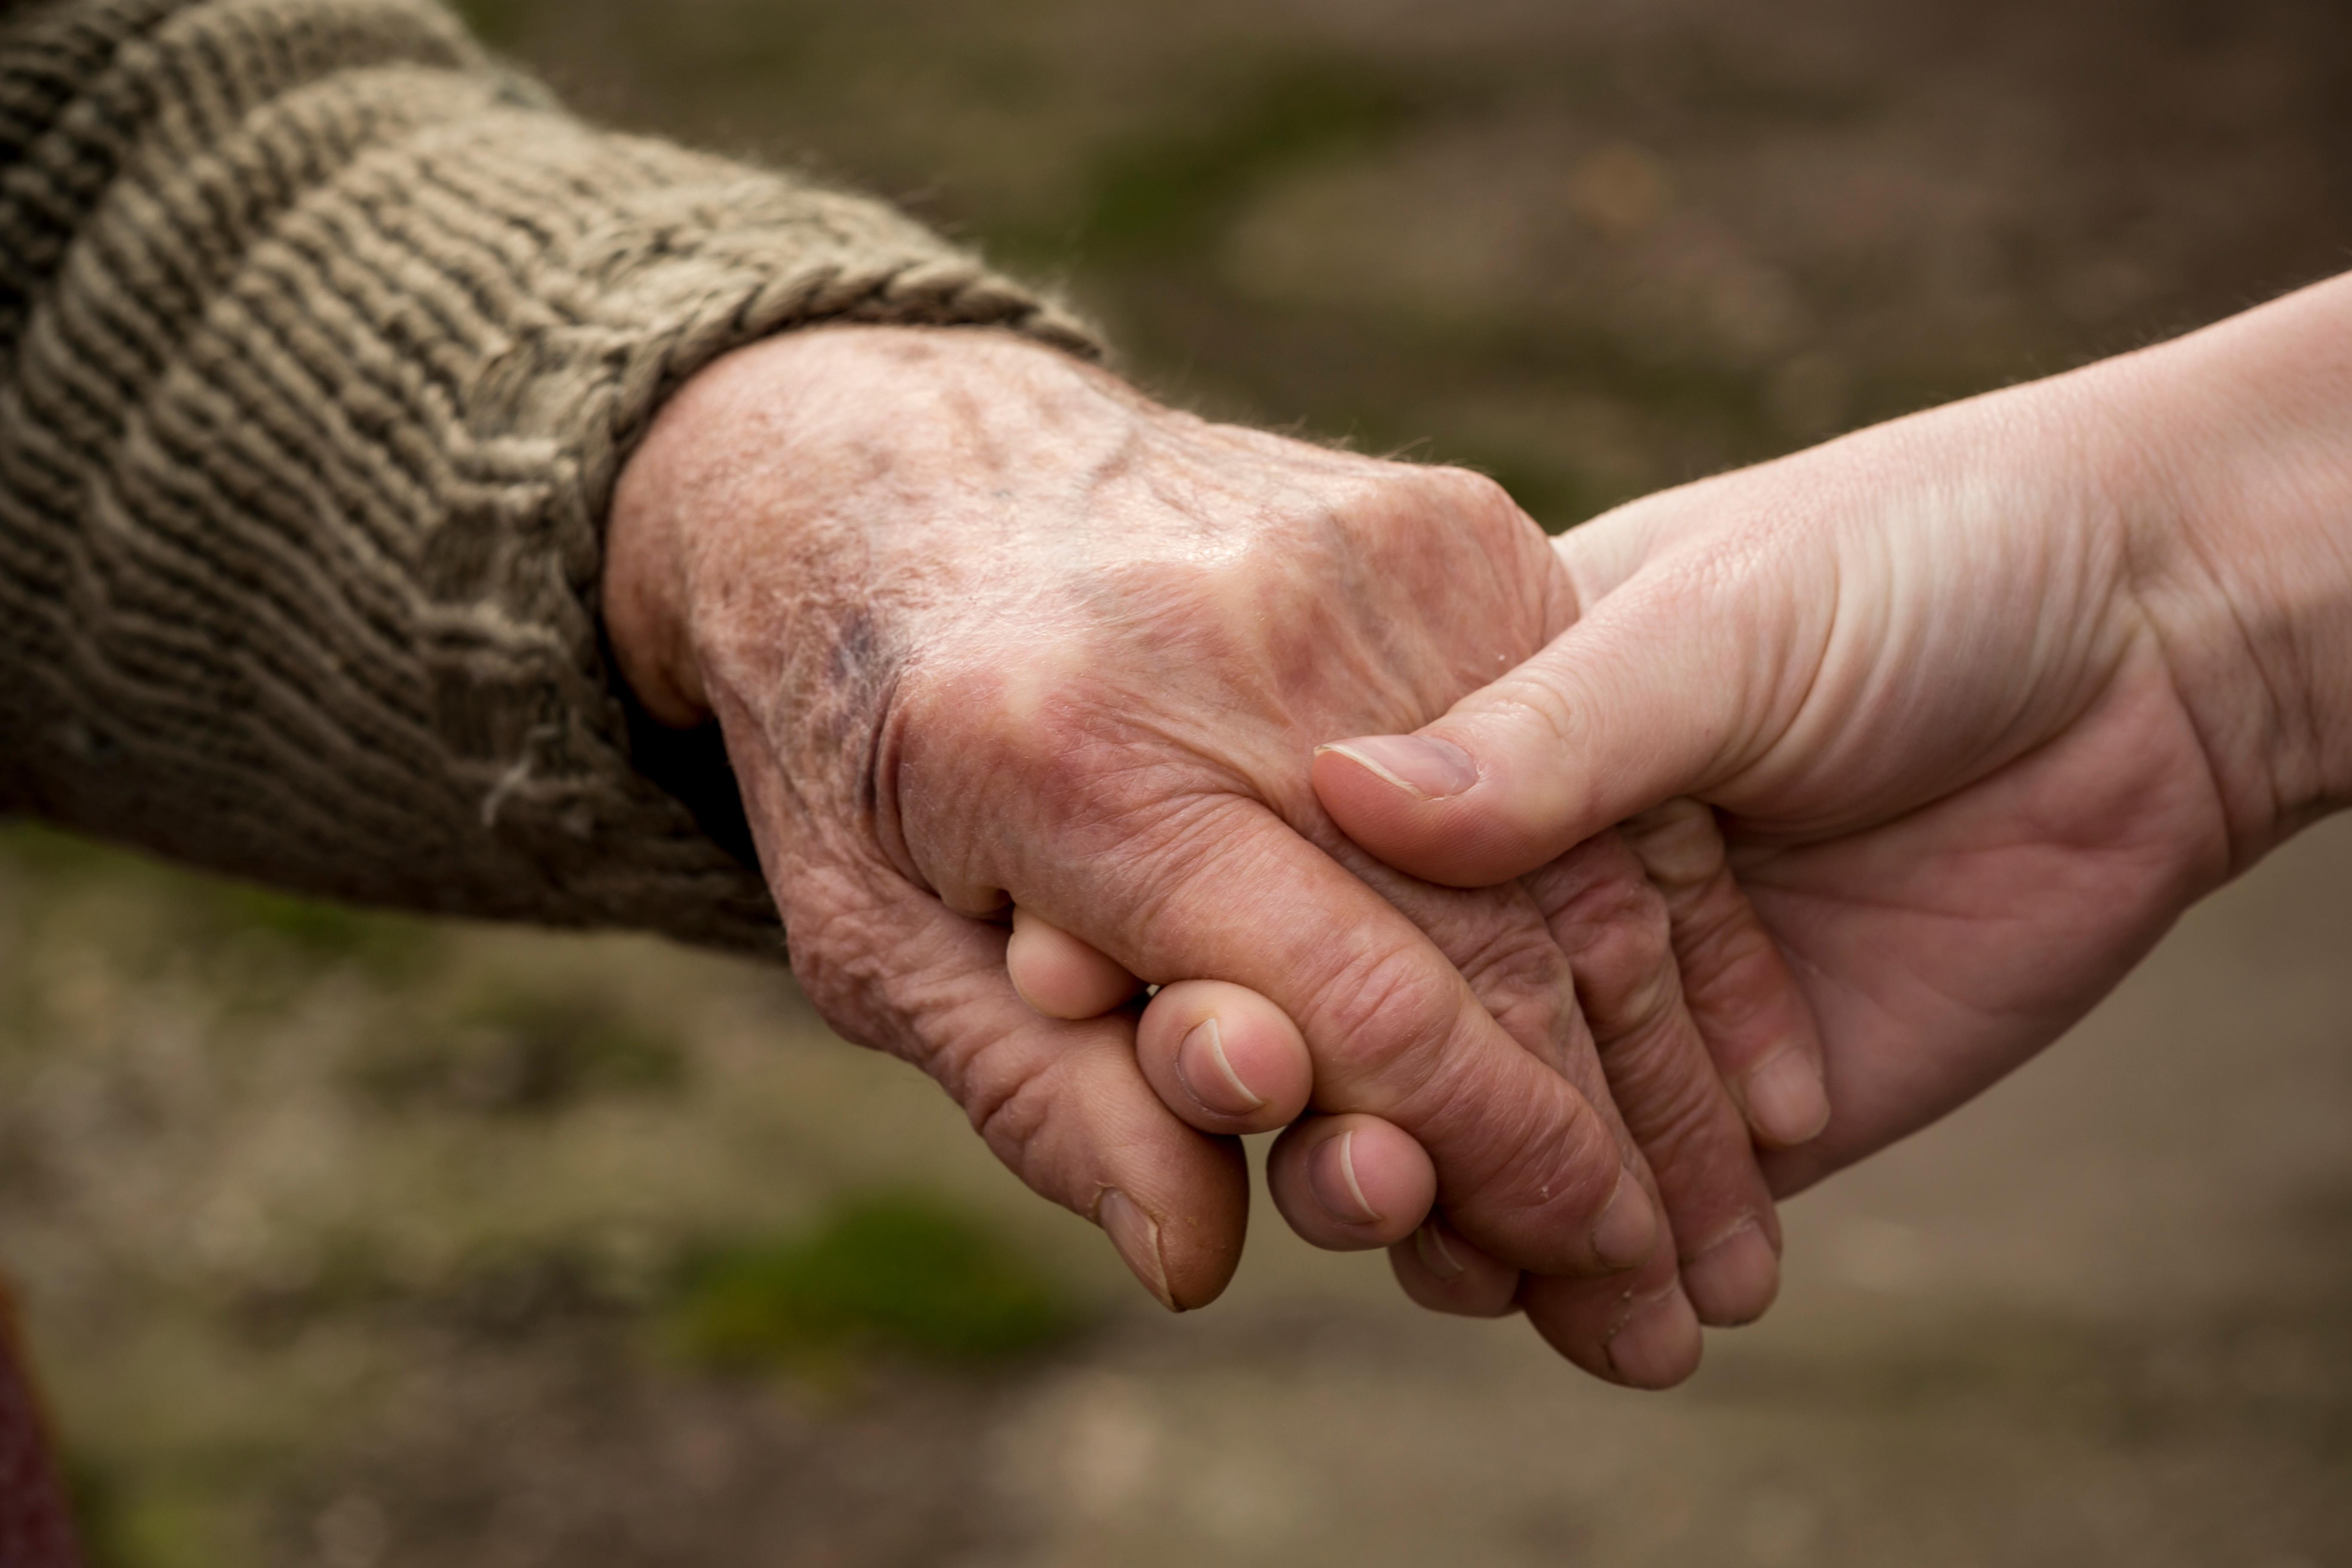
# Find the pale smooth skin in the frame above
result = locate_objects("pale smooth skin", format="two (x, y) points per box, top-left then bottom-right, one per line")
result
(1311, 270), (2352, 1195)
(602, 326), (1819, 1386)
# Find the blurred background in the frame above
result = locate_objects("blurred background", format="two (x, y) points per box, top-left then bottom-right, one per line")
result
(6, 0), (2352, 1562)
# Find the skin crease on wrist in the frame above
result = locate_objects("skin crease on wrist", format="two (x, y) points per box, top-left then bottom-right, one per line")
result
(2104, 271), (2352, 861)
(599, 323), (1830, 1386)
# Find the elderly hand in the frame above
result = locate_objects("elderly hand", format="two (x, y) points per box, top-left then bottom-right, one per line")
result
(1004, 798), (1823, 1368)
(1314, 272), (2352, 1194)
(603, 324), (1818, 1385)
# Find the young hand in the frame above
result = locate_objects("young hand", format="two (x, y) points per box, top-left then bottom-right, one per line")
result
(1315, 273), (2352, 1192)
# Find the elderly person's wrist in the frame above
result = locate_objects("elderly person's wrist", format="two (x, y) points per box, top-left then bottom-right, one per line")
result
(605, 440), (707, 731)
(603, 324), (1126, 742)
(605, 325), (916, 733)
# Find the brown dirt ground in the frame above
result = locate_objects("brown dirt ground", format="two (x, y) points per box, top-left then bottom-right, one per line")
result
(6, 0), (2352, 1562)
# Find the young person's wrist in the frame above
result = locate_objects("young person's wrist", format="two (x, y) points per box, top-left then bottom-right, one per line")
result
(2093, 273), (2352, 864)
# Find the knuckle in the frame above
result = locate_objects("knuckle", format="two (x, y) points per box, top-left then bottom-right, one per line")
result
(1595, 1006), (1720, 1145)
(1662, 871), (1752, 966)
(1592, 945), (1678, 1044)
(1445, 917), (1578, 1061)
(936, 1011), (1082, 1194)
(1433, 1078), (1619, 1231)
(968, 1049), (1050, 1157)
(1297, 938), (1462, 1097)
(1546, 869), (1679, 1041)
(1618, 1072), (1749, 1216)
(1425, 464), (1521, 524)
(1468, 669), (1581, 760)
(959, 1034), (1077, 1195)
(1672, 900), (1786, 1024)
(908, 989), (1004, 1105)
(1622, 799), (1727, 892)
(1520, 832), (1622, 917)
(1446, 906), (1568, 993)
(1630, 1085), (1741, 1208)
(1327, 461), (1525, 560)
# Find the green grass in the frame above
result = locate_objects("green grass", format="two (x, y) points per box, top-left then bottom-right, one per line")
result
(0, 822), (432, 971)
(665, 1192), (1087, 1372)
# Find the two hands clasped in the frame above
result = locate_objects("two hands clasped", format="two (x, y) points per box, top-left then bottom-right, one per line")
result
(604, 272), (2352, 1388)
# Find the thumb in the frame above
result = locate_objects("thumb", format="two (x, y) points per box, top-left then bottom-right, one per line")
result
(1315, 548), (1801, 887)
(793, 888), (1250, 1311)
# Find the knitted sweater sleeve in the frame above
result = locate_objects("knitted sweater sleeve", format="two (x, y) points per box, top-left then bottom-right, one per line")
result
(0, 0), (1098, 955)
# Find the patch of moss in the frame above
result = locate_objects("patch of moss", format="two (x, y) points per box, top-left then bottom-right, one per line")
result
(63, 1459), (256, 1568)
(0, 824), (433, 987)
(63, 1454), (134, 1568)
(665, 1193), (1086, 1372)
(200, 885), (429, 969)
(0, 821), (122, 878)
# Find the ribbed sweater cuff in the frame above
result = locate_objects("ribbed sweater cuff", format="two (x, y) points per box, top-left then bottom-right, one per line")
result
(0, 0), (1099, 954)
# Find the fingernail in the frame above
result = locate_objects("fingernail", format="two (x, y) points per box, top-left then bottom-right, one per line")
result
(1680, 1218), (1782, 1327)
(1318, 735), (1479, 801)
(1098, 1189), (1177, 1311)
(1743, 1048), (1831, 1146)
(1308, 1131), (1381, 1225)
(1413, 1219), (1467, 1281)
(1591, 1168), (1659, 1270)
(1605, 1284), (1703, 1388)
(1174, 1017), (1265, 1115)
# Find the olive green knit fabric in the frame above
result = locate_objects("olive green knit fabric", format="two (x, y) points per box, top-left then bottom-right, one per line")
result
(0, 0), (1096, 953)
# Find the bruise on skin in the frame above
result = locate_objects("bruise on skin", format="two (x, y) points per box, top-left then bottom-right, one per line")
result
(817, 604), (909, 827)
(825, 606), (894, 717)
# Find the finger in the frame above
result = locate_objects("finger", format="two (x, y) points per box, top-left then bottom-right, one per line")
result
(1320, 856), (1704, 1341)
(1138, 948), (1669, 1340)
(1136, 980), (1313, 1136)
(1349, 827), (1775, 1338)
(1388, 1214), (1522, 1318)
(1164, 904), (1709, 1360)
(1266, 1114), (1436, 1251)
(1311, 542), (1801, 887)
(796, 888), (1246, 1311)
(1432, 863), (1706, 1381)
(1619, 800), (1828, 1148)
(1008, 906), (1145, 1020)
(1023, 798), (1655, 1279)
(1522, 1266), (1705, 1390)
(1528, 830), (1785, 1329)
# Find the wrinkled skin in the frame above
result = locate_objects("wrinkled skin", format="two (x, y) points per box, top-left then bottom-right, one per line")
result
(605, 325), (1814, 1384)
(1316, 270), (2352, 1195)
